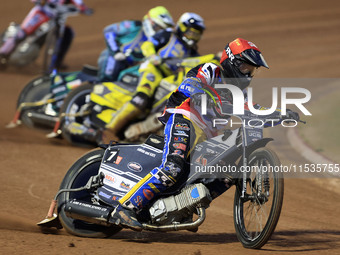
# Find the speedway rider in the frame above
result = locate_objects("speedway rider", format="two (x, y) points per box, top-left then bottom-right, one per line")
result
(64, 7), (181, 141)
(0, 0), (93, 69)
(109, 38), (301, 231)
(97, 6), (175, 82)
(101, 12), (206, 143)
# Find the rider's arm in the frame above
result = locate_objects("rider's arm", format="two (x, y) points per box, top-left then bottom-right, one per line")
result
(103, 20), (142, 54)
(191, 63), (221, 86)
(140, 29), (172, 59)
(68, 0), (89, 13)
(150, 29), (172, 51)
(140, 41), (156, 58)
(31, 0), (46, 5)
(178, 77), (205, 97)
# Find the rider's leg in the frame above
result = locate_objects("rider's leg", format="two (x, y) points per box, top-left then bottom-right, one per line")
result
(109, 114), (205, 230)
(0, 6), (49, 57)
(55, 25), (74, 69)
(103, 61), (163, 141)
(102, 101), (143, 142)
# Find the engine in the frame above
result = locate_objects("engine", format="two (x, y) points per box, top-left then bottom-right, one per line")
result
(149, 184), (212, 225)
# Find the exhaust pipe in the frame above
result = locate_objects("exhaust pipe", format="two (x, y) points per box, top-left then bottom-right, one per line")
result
(142, 207), (206, 232)
(64, 199), (206, 232)
(64, 199), (113, 226)
(26, 111), (57, 127)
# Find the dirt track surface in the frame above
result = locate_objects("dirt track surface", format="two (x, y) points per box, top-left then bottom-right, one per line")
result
(1, 0), (340, 254)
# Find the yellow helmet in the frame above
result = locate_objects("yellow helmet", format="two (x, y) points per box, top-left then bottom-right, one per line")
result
(143, 6), (174, 38)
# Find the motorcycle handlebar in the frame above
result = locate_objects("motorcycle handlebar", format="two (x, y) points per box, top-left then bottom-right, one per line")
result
(49, 4), (93, 17)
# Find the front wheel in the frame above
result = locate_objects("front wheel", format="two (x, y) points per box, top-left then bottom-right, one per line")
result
(59, 82), (96, 146)
(233, 148), (284, 249)
(58, 148), (122, 237)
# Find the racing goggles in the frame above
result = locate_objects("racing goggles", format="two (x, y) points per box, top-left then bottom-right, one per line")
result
(183, 27), (202, 42)
(152, 22), (164, 33)
(238, 62), (258, 77)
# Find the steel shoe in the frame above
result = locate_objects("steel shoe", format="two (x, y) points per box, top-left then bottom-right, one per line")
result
(109, 205), (143, 232)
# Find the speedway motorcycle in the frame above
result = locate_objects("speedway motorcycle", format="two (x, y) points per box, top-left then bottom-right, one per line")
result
(38, 102), (296, 249)
(0, 4), (90, 73)
(7, 54), (217, 141)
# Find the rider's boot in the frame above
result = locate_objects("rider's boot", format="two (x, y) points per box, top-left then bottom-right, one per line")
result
(124, 113), (163, 140)
(110, 161), (189, 232)
(109, 169), (170, 231)
(109, 204), (143, 231)
(65, 121), (100, 143)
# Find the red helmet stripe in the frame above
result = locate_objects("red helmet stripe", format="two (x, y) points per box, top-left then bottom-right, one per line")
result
(230, 38), (260, 55)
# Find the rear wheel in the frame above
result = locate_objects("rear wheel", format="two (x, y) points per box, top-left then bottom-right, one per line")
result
(58, 148), (122, 237)
(233, 148), (284, 249)
(17, 75), (53, 129)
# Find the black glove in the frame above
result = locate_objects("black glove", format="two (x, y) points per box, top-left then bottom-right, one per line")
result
(285, 109), (300, 122)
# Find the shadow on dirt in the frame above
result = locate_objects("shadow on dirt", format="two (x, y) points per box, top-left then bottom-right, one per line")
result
(265, 230), (340, 252)
(108, 229), (340, 251)
(111, 231), (239, 244)
(2, 213), (339, 253)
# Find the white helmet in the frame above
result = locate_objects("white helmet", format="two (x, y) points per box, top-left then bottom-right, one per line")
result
(176, 12), (205, 47)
